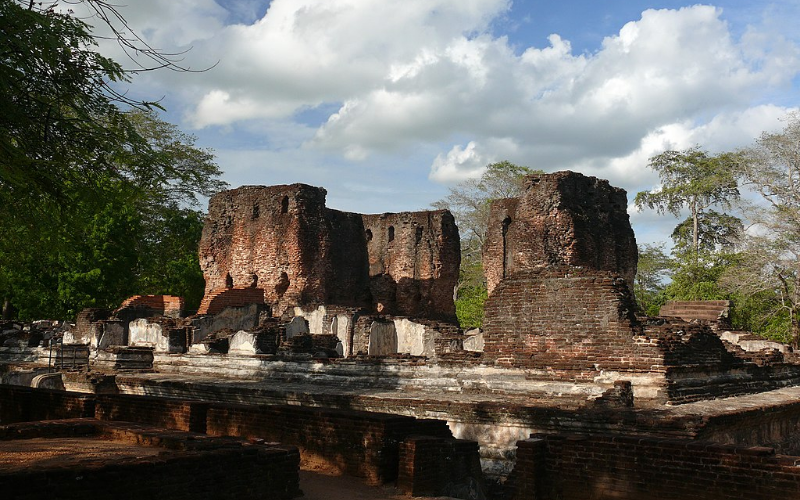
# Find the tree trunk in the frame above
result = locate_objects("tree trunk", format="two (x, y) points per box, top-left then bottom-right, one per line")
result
(2, 298), (13, 320)
(691, 202), (699, 255)
(792, 308), (800, 349)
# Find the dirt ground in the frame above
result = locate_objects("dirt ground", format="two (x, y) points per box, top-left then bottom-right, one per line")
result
(299, 464), (458, 500)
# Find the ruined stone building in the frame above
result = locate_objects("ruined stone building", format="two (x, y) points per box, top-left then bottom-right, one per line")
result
(197, 184), (459, 321)
(3, 171), (800, 500)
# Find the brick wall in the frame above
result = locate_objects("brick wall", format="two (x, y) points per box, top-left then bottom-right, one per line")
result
(480, 266), (800, 401)
(94, 394), (209, 433)
(361, 210), (459, 320)
(0, 419), (300, 500)
(397, 436), (484, 497)
(482, 267), (649, 377)
(196, 286), (267, 315)
(512, 434), (800, 500)
(659, 300), (732, 326)
(205, 402), (451, 484)
(0, 385), (94, 424)
(115, 295), (185, 318)
(1, 386), (461, 489)
(198, 184), (459, 320)
(483, 171), (637, 294)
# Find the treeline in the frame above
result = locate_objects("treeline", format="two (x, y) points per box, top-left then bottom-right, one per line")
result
(0, 1), (227, 319)
(437, 114), (800, 346)
(635, 113), (800, 345)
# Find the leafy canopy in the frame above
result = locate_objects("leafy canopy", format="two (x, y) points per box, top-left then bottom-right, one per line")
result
(434, 161), (540, 328)
(0, 1), (226, 319)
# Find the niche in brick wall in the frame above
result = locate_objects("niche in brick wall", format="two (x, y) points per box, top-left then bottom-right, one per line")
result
(275, 272), (290, 298)
(368, 321), (398, 355)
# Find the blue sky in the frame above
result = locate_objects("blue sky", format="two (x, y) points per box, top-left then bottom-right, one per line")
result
(83, 0), (800, 246)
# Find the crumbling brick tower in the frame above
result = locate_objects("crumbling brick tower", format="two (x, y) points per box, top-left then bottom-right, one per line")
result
(482, 171), (638, 294)
(481, 171), (641, 376)
(198, 184), (459, 320)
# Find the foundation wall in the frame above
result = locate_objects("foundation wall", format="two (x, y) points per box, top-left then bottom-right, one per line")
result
(0, 385), (458, 488)
(206, 402), (451, 485)
(94, 394), (209, 433)
(0, 419), (300, 500)
(198, 184), (459, 320)
(512, 434), (800, 500)
(0, 385), (95, 424)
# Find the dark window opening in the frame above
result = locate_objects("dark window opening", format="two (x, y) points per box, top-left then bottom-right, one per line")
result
(502, 216), (512, 278)
(415, 226), (423, 245)
(275, 272), (290, 298)
(388, 226), (395, 242)
(281, 196), (289, 214)
(225, 273), (234, 289)
(252, 203), (260, 220)
(365, 229), (373, 242)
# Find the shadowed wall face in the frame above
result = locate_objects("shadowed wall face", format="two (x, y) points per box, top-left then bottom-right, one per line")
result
(198, 184), (459, 320)
(483, 171), (638, 295)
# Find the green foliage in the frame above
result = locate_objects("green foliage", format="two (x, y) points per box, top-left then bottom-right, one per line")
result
(670, 210), (743, 254)
(730, 290), (794, 343)
(135, 205), (207, 312)
(718, 113), (800, 345)
(454, 258), (487, 329)
(634, 243), (672, 316)
(434, 161), (540, 328)
(664, 252), (737, 301)
(455, 284), (488, 330)
(635, 147), (740, 254)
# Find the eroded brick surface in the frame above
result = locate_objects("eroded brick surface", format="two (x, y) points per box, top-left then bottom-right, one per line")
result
(198, 184), (459, 320)
(483, 171), (637, 294)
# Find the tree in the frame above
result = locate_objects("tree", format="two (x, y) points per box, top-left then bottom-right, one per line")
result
(634, 243), (672, 316)
(670, 210), (743, 255)
(433, 161), (540, 328)
(0, 110), (221, 319)
(0, 0), (226, 318)
(720, 113), (800, 345)
(720, 236), (798, 344)
(635, 148), (740, 255)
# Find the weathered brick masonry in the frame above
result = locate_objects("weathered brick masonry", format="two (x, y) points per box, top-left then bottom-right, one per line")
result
(0, 385), (473, 490)
(198, 184), (459, 320)
(206, 402), (452, 484)
(0, 419), (300, 500)
(115, 295), (184, 319)
(483, 171), (637, 294)
(512, 434), (800, 500)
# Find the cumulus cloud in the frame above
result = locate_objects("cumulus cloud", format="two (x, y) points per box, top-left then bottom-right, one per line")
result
(78, 0), (800, 221)
(307, 5), (799, 182)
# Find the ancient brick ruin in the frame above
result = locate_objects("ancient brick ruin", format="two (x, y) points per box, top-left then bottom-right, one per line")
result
(482, 171), (637, 294)
(4, 172), (800, 500)
(197, 184), (459, 321)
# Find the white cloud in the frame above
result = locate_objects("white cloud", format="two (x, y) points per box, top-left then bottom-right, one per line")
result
(429, 141), (490, 183)
(77, 0), (800, 225)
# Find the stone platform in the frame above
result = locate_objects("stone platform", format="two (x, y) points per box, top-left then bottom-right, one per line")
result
(109, 368), (800, 476)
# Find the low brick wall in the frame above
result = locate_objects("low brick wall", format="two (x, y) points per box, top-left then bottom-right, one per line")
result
(0, 385), (459, 487)
(197, 287), (267, 315)
(0, 419), (300, 500)
(94, 394), (209, 433)
(206, 402), (451, 484)
(116, 294), (184, 318)
(398, 435), (484, 497)
(660, 300), (731, 323)
(512, 434), (800, 500)
(0, 385), (94, 424)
